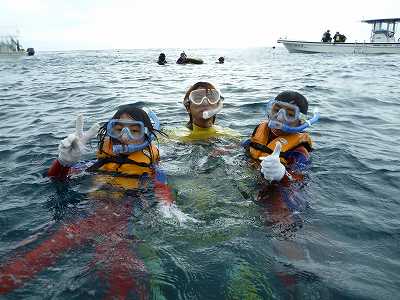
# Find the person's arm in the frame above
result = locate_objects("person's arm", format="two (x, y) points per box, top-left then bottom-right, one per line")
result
(280, 145), (310, 185)
(47, 115), (99, 180)
(47, 159), (72, 179)
(152, 165), (174, 205)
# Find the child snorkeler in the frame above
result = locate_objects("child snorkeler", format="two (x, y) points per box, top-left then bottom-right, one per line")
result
(244, 90), (319, 183)
(0, 104), (174, 298)
(242, 91), (320, 290)
(171, 81), (240, 142)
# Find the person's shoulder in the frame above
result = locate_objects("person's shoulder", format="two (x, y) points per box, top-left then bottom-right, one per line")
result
(214, 125), (242, 139)
(163, 127), (192, 142)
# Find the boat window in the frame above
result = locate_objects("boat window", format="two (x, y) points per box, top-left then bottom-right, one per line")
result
(373, 22), (391, 32)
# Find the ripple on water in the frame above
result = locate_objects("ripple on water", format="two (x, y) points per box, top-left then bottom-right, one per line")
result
(0, 48), (399, 299)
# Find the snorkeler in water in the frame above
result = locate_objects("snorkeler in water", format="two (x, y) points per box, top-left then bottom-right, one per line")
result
(169, 81), (240, 142)
(176, 51), (187, 64)
(217, 56), (225, 64)
(0, 104), (174, 298)
(157, 52), (167, 65)
(242, 91), (319, 288)
(244, 90), (319, 183)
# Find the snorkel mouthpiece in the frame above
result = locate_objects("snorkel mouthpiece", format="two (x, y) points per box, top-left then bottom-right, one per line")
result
(202, 101), (223, 119)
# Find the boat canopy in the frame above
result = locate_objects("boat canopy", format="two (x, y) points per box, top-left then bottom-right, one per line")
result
(362, 18), (400, 24)
(361, 18), (400, 42)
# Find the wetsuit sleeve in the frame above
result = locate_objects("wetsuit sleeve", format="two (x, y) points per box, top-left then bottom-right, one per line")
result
(152, 166), (174, 205)
(284, 145), (310, 171)
(47, 159), (90, 180)
(241, 138), (251, 150)
(280, 145), (310, 184)
(47, 159), (72, 180)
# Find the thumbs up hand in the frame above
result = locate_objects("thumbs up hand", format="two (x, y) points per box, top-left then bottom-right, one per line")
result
(58, 115), (99, 166)
(259, 142), (286, 182)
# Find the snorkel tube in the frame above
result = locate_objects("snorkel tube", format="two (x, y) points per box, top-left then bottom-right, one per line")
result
(268, 109), (320, 133)
(202, 101), (223, 119)
(112, 108), (160, 154)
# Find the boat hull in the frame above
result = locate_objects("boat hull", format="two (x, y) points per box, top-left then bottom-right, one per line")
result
(277, 39), (400, 54)
(0, 51), (27, 57)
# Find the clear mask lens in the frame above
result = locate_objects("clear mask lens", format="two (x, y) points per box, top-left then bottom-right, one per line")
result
(268, 101), (300, 123)
(107, 119), (146, 141)
(189, 89), (221, 105)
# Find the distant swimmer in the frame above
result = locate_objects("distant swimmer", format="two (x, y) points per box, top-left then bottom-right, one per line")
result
(158, 52), (167, 65)
(176, 51), (187, 64)
(176, 51), (203, 65)
(216, 56), (225, 64)
(321, 29), (332, 42)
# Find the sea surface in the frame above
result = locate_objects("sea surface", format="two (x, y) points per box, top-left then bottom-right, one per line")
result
(0, 48), (399, 300)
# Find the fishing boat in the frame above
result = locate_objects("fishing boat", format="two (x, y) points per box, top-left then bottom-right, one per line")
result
(278, 18), (400, 54)
(0, 34), (34, 56)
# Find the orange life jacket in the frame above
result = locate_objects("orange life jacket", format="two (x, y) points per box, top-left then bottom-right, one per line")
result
(248, 122), (312, 165)
(88, 138), (159, 190)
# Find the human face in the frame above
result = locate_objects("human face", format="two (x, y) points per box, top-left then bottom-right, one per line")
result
(187, 88), (220, 128)
(111, 113), (145, 145)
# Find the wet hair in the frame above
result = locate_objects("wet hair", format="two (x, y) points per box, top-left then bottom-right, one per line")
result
(183, 82), (220, 130)
(159, 53), (166, 59)
(218, 56), (224, 62)
(275, 91), (308, 114)
(97, 104), (166, 160)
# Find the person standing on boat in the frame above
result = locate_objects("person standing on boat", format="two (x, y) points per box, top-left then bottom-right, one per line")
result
(333, 31), (342, 43)
(321, 30), (332, 42)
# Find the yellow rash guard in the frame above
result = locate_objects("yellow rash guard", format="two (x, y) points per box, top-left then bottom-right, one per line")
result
(166, 124), (241, 142)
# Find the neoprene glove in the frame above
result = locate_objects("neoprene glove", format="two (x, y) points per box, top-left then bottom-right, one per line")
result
(260, 142), (286, 182)
(58, 115), (99, 166)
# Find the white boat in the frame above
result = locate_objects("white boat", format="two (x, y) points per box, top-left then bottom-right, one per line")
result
(0, 34), (34, 56)
(278, 18), (400, 54)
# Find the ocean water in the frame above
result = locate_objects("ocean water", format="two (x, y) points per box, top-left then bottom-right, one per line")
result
(0, 48), (399, 300)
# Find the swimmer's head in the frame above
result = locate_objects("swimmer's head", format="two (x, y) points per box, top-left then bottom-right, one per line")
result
(183, 82), (224, 130)
(269, 91), (308, 136)
(98, 104), (159, 153)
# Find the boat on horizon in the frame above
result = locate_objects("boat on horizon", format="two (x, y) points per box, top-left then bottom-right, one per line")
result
(278, 18), (400, 54)
(0, 34), (34, 56)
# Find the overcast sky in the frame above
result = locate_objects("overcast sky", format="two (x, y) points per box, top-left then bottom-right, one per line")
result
(0, 0), (399, 51)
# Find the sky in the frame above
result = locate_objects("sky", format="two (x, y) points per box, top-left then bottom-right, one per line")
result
(0, 0), (399, 51)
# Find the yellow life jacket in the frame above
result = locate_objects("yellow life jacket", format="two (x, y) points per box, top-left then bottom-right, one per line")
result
(248, 121), (312, 165)
(89, 137), (159, 190)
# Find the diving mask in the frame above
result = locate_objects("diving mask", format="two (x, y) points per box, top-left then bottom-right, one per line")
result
(267, 100), (301, 123)
(266, 99), (319, 133)
(107, 119), (148, 142)
(188, 88), (221, 105)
